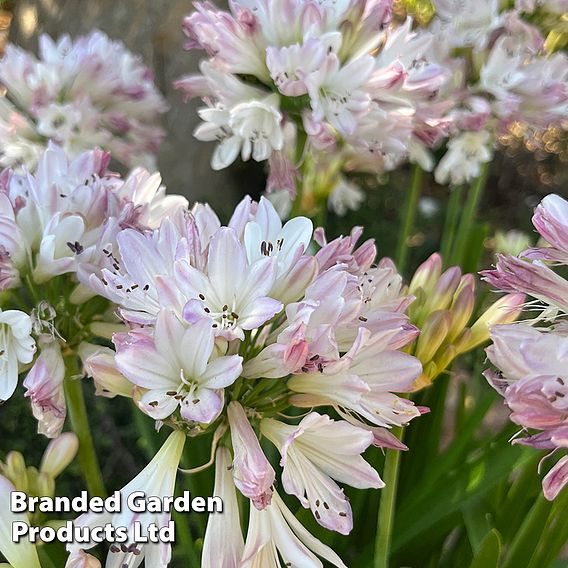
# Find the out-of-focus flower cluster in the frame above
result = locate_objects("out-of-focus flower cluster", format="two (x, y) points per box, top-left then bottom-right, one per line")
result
(0, 30), (167, 171)
(483, 193), (568, 500)
(176, 0), (453, 215)
(427, 0), (568, 185)
(0, 144), (187, 436)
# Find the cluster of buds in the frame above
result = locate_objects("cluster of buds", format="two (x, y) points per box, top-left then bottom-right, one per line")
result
(176, 0), (453, 214)
(405, 253), (524, 389)
(483, 193), (568, 500)
(1, 433), (79, 517)
(0, 31), (167, 171)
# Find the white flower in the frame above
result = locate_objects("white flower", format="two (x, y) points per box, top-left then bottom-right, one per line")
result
(68, 431), (185, 568)
(328, 177), (365, 216)
(202, 448), (244, 568)
(176, 227), (283, 340)
(0, 309), (35, 402)
(0, 475), (41, 568)
(116, 310), (243, 424)
(229, 95), (284, 162)
(241, 490), (348, 568)
(434, 131), (493, 186)
(261, 413), (383, 534)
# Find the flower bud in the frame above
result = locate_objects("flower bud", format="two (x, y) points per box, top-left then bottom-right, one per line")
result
(408, 253), (443, 297)
(227, 401), (275, 509)
(465, 293), (525, 351)
(446, 275), (476, 343)
(40, 433), (79, 479)
(415, 310), (452, 364)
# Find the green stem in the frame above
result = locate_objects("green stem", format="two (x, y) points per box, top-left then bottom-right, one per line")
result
(64, 361), (107, 498)
(395, 165), (423, 274)
(375, 426), (404, 568)
(448, 164), (490, 268)
(439, 185), (463, 264)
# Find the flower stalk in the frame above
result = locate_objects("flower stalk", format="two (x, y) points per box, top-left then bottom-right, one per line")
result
(395, 165), (424, 275)
(63, 355), (107, 498)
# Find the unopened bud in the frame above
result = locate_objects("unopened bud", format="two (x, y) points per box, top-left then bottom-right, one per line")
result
(79, 343), (133, 398)
(446, 276), (476, 343)
(466, 293), (525, 350)
(34, 471), (56, 499)
(408, 253), (443, 296)
(415, 310), (452, 364)
(3, 451), (28, 492)
(40, 433), (79, 479)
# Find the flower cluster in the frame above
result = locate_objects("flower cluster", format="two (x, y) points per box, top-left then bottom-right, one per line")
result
(0, 144), (187, 436)
(75, 193), (426, 564)
(176, 0), (453, 214)
(427, 0), (568, 185)
(483, 193), (568, 500)
(0, 31), (167, 171)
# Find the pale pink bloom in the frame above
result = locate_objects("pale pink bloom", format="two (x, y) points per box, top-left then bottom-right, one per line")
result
(526, 194), (568, 262)
(202, 447), (244, 568)
(68, 431), (185, 568)
(79, 343), (134, 399)
(306, 54), (374, 135)
(261, 413), (382, 534)
(0, 31), (166, 170)
(482, 254), (568, 313)
(289, 327), (422, 428)
(116, 311), (242, 423)
(0, 308), (36, 403)
(241, 490), (347, 568)
(243, 196), (316, 302)
(543, 456), (568, 501)
(23, 342), (66, 438)
(176, 227), (282, 340)
(227, 401), (275, 509)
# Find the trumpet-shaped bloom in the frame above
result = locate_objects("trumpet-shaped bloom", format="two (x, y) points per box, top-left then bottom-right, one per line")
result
(116, 311), (243, 423)
(241, 490), (348, 568)
(68, 431), (185, 568)
(202, 448), (244, 568)
(0, 309), (35, 403)
(261, 413), (383, 534)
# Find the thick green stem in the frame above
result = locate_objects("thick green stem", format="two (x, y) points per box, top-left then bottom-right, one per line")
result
(64, 362), (107, 498)
(448, 163), (490, 268)
(375, 427), (404, 568)
(395, 165), (423, 274)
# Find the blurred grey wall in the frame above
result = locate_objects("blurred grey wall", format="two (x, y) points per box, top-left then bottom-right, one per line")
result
(8, 0), (264, 218)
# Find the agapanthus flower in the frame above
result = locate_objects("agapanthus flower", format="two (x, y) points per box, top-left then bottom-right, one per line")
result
(483, 193), (568, 499)
(0, 31), (167, 170)
(80, 193), (425, 562)
(176, 0), (455, 207)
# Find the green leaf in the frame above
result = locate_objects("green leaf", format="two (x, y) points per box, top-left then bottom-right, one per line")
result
(469, 529), (502, 568)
